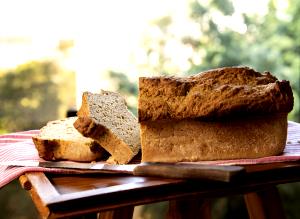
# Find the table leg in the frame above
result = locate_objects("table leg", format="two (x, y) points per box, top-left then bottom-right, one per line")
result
(68, 213), (98, 219)
(244, 186), (286, 219)
(167, 198), (211, 219)
(19, 175), (51, 219)
(98, 206), (134, 219)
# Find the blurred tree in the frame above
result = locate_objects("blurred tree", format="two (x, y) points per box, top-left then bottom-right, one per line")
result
(184, 0), (300, 121)
(140, 0), (299, 122)
(107, 71), (138, 115)
(0, 61), (76, 132)
(0, 180), (39, 219)
(243, 0), (300, 121)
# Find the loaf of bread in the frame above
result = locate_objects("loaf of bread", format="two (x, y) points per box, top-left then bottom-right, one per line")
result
(33, 117), (106, 161)
(74, 91), (140, 164)
(139, 66), (294, 162)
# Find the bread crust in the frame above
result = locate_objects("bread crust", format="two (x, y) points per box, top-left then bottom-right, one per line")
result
(33, 137), (104, 161)
(33, 117), (105, 161)
(73, 116), (136, 164)
(141, 113), (288, 162)
(32, 137), (56, 160)
(138, 67), (294, 122)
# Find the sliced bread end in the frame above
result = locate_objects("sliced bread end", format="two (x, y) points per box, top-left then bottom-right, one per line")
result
(33, 117), (106, 162)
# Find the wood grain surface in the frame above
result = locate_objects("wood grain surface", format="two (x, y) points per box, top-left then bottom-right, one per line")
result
(19, 160), (300, 218)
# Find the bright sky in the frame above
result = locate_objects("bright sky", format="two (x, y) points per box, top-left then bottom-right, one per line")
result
(0, 0), (271, 107)
(0, 0), (166, 68)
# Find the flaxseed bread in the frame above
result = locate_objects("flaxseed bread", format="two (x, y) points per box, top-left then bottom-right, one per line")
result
(138, 67), (294, 162)
(33, 117), (106, 161)
(74, 91), (140, 164)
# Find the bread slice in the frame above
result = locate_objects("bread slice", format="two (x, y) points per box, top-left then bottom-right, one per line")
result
(33, 117), (106, 162)
(74, 91), (140, 164)
(138, 67), (294, 162)
(141, 114), (288, 162)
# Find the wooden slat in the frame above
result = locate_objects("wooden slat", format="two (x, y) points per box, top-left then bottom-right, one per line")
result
(21, 173), (57, 219)
(133, 162), (244, 182)
(47, 178), (179, 206)
(50, 175), (147, 194)
(25, 172), (60, 205)
(244, 187), (286, 219)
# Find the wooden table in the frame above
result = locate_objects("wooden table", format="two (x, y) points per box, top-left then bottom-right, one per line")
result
(19, 161), (300, 219)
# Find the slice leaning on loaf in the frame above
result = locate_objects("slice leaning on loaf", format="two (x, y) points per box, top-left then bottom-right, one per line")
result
(33, 117), (106, 161)
(74, 91), (140, 164)
(138, 66), (294, 162)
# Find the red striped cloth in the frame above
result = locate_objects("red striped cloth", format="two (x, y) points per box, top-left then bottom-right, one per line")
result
(1, 122), (300, 188)
(0, 130), (68, 188)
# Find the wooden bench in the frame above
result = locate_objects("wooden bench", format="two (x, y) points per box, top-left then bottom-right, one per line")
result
(19, 161), (300, 219)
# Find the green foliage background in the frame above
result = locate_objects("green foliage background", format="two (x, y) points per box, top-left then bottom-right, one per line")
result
(0, 61), (76, 133)
(145, 0), (299, 122)
(0, 0), (299, 218)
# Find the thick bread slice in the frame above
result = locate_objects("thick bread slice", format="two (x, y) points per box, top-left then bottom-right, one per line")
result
(141, 113), (288, 162)
(32, 117), (106, 161)
(139, 66), (294, 122)
(74, 91), (140, 164)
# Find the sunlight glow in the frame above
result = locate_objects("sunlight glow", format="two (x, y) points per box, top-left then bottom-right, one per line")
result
(232, 0), (269, 15)
(0, 0), (272, 108)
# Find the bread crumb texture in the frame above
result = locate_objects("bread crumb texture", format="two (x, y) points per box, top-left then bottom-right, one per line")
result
(141, 114), (288, 162)
(74, 90), (140, 164)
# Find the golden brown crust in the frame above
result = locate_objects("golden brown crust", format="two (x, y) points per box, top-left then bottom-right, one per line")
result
(32, 117), (105, 162)
(32, 137), (57, 160)
(141, 113), (288, 162)
(138, 66), (294, 122)
(73, 116), (135, 164)
(32, 136), (104, 162)
(73, 117), (107, 139)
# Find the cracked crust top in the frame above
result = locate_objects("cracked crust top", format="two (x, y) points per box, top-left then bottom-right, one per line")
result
(138, 66), (294, 122)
